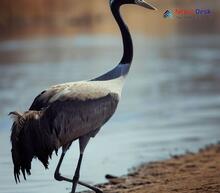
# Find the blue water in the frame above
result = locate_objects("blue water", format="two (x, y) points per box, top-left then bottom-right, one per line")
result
(0, 35), (220, 193)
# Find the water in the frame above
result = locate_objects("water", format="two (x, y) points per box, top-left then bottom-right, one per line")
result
(0, 35), (220, 193)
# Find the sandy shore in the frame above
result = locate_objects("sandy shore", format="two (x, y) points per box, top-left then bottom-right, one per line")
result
(86, 144), (220, 193)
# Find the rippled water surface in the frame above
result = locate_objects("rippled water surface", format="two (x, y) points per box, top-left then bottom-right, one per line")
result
(0, 35), (220, 193)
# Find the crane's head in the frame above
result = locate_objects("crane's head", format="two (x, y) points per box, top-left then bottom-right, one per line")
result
(110, 0), (157, 10)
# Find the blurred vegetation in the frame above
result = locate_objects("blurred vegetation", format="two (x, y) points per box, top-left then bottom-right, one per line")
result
(0, 0), (219, 40)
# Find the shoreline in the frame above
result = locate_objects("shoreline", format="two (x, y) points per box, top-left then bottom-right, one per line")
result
(86, 144), (220, 193)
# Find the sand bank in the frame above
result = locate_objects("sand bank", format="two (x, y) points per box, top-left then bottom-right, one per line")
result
(86, 144), (220, 193)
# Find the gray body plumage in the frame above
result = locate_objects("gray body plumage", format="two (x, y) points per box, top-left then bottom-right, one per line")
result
(10, 79), (122, 181)
(43, 92), (119, 147)
(29, 79), (123, 147)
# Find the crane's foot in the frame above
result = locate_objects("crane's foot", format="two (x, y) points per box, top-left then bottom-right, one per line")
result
(69, 189), (103, 193)
(94, 187), (103, 193)
(78, 181), (103, 193)
(69, 186), (103, 193)
(55, 173), (103, 193)
(89, 186), (103, 193)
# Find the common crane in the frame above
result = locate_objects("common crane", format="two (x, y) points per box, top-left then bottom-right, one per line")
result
(9, 0), (157, 192)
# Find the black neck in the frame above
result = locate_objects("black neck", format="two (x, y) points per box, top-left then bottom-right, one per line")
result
(92, 2), (133, 81)
(112, 3), (133, 64)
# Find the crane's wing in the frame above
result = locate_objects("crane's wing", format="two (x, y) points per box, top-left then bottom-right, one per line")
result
(29, 80), (122, 111)
(29, 83), (70, 110)
(44, 92), (119, 145)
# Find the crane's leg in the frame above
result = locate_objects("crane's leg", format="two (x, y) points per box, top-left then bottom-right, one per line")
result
(54, 129), (103, 193)
(71, 135), (90, 193)
(54, 142), (72, 181)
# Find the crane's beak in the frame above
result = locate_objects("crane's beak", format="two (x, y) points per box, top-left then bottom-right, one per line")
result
(135, 0), (157, 10)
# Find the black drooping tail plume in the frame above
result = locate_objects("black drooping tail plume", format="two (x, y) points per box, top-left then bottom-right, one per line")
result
(9, 111), (58, 183)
